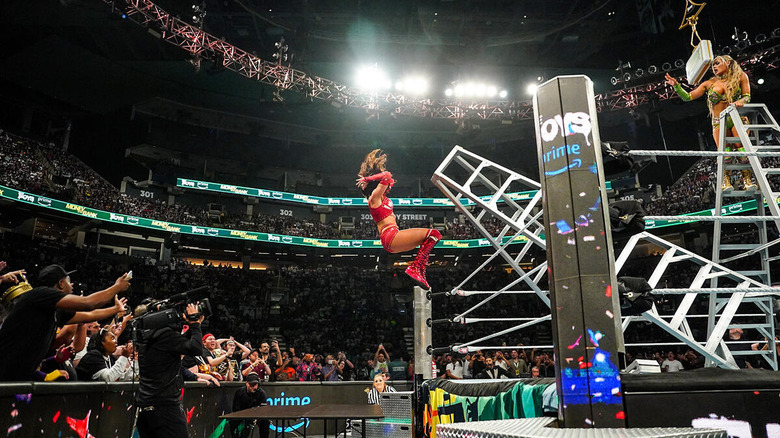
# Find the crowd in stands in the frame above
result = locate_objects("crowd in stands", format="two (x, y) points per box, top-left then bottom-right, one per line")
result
(0, 129), (503, 241)
(2, 226), (778, 384)
(644, 155), (780, 216)
(7, 127), (761, 245)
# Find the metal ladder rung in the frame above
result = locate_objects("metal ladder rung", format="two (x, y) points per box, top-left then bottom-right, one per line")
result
(722, 191), (761, 197)
(760, 168), (780, 174)
(719, 244), (764, 250)
(732, 270), (770, 277)
(729, 323), (774, 330)
(743, 124), (777, 129)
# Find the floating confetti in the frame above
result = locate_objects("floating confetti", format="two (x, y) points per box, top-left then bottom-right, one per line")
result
(605, 285), (612, 297)
(11, 409), (18, 417)
(7, 424), (22, 433)
(585, 417), (594, 425)
(14, 394), (32, 404)
(568, 335), (583, 349)
(594, 377), (604, 383)
(588, 329), (603, 347)
(186, 406), (196, 424)
(615, 411), (625, 420)
(583, 235), (595, 241)
(52, 411), (60, 423)
(66, 410), (95, 438)
(579, 192), (586, 197)
(606, 310), (614, 319)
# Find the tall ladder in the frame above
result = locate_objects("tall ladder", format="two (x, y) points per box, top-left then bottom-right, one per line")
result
(711, 103), (779, 370)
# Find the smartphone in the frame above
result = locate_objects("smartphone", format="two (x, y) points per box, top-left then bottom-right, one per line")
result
(127, 271), (133, 279)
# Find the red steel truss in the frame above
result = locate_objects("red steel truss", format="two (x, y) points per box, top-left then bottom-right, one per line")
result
(105, 0), (779, 121)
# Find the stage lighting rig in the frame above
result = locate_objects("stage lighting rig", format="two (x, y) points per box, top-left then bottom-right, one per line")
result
(273, 38), (289, 65)
(191, 2), (206, 29)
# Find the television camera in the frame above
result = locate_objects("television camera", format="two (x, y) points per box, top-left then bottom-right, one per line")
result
(130, 286), (212, 334)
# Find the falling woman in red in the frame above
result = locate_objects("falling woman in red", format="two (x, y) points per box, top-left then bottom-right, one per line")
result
(356, 149), (441, 289)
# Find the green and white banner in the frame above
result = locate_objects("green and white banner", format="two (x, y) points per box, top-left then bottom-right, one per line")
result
(176, 178), (539, 207)
(0, 185), (528, 248)
(1, 184), (768, 246)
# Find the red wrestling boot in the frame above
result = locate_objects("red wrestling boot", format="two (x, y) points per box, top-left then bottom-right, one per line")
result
(405, 262), (430, 290)
(405, 230), (441, 290)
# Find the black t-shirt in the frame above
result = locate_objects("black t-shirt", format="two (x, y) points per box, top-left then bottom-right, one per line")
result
(136, 323), (203, 407)
(232, 385), (267, 412)
(0, 286), (67, 381)
(181, 345), (210, 372)
(76, 350), (115, 381)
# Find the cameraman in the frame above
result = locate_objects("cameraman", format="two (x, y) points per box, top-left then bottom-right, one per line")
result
(135, 303), (206, 438)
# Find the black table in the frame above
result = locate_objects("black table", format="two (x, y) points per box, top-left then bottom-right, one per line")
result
(221, 404), (384, 437)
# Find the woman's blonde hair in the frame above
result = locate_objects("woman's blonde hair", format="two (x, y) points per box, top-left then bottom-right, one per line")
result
(359, 149), (387, 177)
(708, 55), (746, 115)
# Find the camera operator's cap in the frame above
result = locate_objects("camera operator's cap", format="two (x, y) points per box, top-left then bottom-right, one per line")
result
(38, 264), (76, 287)
(246, 372), (260, 383)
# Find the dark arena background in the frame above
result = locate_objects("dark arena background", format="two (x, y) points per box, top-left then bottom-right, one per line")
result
(1, 0), (780, 437)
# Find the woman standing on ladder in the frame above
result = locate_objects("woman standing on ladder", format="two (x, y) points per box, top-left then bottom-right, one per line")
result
(665, 55), (753, 191)
(356, 149), (441, 290)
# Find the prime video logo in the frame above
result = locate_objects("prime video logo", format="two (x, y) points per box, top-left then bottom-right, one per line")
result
(267, 392), (311, 433)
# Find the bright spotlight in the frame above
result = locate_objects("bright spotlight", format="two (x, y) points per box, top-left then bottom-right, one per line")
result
(401, 76), (429, 96)
(453, 85), (464, 96)
(464, 82), (476, 97)
(445, 88), (453, 97)
(758, 78), (765, 85)
(498, 89), (508, 99)
(354, 65), (391, 92)
(395, 81), (404, 91)
(526, 83), (538, 95)
(487, 86), (498, 97)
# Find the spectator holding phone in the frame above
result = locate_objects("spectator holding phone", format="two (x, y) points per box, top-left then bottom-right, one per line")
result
(0, 264), (130, 381)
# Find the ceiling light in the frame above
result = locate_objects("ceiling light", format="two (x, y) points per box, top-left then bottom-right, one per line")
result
(445, 88), (453, 97)
(757, 78), (765, 85)
(354, 65), (391, 91)
(526, 83), (538, 95)
(499, 90), (508, 98)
